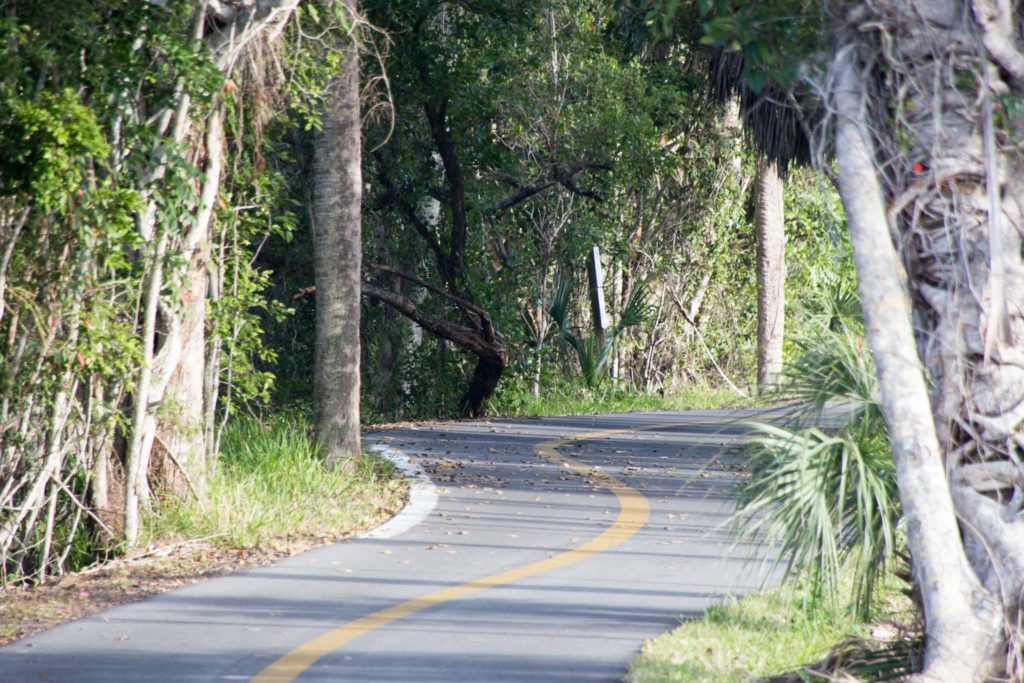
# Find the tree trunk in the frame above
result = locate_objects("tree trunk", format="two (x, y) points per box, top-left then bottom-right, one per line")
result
(832, 36), (1004, 682)
(313, 6), (362, 467)
(152, 248), (208, 500)
(754, 158), (785, 390)
(460, 356), (506, 418)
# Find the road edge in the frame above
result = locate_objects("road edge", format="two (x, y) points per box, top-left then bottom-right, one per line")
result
(360, 443), (438, 540)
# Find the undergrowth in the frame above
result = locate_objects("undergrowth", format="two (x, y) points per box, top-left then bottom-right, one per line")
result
(145, 413), (406, 548)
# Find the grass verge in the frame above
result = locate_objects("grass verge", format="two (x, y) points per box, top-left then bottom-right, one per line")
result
(490, 378), (755, 418)
(626, 573), (914, 683)
(146, 412), (407, 548)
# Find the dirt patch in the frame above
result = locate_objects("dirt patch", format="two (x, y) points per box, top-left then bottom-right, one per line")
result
(0, 528), (390, 646)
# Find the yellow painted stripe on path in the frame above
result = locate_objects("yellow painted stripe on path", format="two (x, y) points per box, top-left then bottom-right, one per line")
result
(252, 422), (694, 682)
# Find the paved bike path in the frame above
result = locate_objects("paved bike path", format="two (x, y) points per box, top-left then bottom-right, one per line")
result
(0, 409), (785, 682)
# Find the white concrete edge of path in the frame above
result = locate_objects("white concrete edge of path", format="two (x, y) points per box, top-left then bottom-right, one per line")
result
(359, 443), (438, 540)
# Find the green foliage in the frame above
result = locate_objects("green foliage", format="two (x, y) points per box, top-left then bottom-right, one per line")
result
(0, 88), (108, 209)
(0, 0), (305, 582)
(146, 413), (406, 547)
(735, 289), (899, 620)
(282, 0), (354, 130)
(550, 277), (652, 388)
(698, 0), (821, 91)
(626, 568), (913, 682)
(350, 0), (761, 417)
(738, 420), (897, 618)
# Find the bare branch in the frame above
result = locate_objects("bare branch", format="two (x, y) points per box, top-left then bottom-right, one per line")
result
(366, 262), (488, 323)
(487, 180), (558, 214)
(487, 161), (612, 214)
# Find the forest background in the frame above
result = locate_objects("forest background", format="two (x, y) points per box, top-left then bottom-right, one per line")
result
(0, 0), (850, 586)
(7, 0), (1024, 679)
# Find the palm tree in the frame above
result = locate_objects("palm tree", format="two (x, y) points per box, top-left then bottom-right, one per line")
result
(312, 0), (362, 467)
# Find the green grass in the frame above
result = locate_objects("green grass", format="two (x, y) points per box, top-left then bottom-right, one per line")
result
(489, 377), (755, 418)
(145, 413), (407, 548)
(626, 573), (913, 683)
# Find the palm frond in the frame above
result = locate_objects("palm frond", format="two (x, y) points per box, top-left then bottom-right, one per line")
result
(549, 276), (651, 389)
(735, 421), (898, 620)
(549, 276), (574, 339)
(785, 326), (881, 429)
(613, 281), (652, 335)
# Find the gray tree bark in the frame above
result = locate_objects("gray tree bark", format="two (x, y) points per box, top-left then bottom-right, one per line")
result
(754, 158), (785, 389)
(152, 104), (224, 501)
(313, 3), (362, 466)
(832, 45), (1003, 682)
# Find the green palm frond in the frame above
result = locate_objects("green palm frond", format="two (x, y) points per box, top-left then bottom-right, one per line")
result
(799, 265), (863, 333)
(549, 276), (573, 338)
(734, 308), (898, 621)
(736, 422), (898, 619)
(548, 275), (652, 389)
(785, 326), (882, 429)
(613, 281), (652, 335)
(573, 334), (608, 388)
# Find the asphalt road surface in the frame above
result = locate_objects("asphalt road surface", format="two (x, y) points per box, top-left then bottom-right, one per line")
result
(0, 408), (801, 682)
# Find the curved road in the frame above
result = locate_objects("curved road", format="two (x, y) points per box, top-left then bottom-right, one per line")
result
(0, 408), (794, 682)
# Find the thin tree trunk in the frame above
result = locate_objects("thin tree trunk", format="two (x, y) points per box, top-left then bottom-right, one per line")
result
(204, 268), (222, 465)
(153, 251), (209, 498)
(532, 262), (548, 399)
(153, 105), (224, 498)
(313, 4), (362, 467)
(754, 158), (785, 389)
(124, 226), (169, 547)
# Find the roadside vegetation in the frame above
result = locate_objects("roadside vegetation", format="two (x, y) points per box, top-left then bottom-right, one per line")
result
(146, 413), (406, 549)
(627, 571), (916, 683)
(0, 414), (405, 645)
(629, 277), (921, 681)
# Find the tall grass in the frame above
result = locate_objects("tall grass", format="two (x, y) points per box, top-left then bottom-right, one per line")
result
(146, 413), (406, 548)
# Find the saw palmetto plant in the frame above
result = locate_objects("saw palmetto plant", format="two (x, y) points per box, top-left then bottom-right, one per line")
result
(549, 276), (652, 388)
(735, 281), (900, 620)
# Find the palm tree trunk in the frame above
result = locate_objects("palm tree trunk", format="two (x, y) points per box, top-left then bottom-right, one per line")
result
(754, 158), (785, 390)
(313, 2), (362, 466)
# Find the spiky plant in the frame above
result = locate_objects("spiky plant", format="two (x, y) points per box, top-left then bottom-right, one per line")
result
(735, 283), (900, 620)
(549, 276), (651, 388)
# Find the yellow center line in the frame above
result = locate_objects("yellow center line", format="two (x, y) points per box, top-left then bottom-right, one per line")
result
(252, 421), (703, 682)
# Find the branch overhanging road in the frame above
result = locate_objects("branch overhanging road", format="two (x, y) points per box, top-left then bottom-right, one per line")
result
(0, 407), (833, 682)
